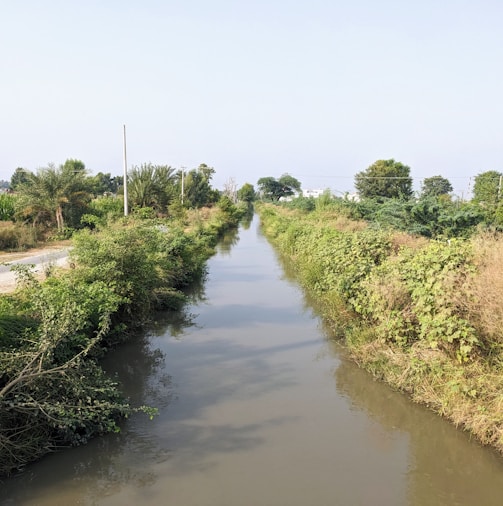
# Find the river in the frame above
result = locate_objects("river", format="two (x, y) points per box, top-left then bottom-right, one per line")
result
(1, 215), (503, 505)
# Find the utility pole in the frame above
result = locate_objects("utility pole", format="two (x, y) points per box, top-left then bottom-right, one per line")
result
(498, 175), (502, 201)
(123, 124), (129, 216)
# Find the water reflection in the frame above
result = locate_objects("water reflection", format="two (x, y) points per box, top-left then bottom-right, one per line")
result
(149, 269), (210, 338)
(274, 232), (503, 505)
(334, 346), (503, 506)
(0, 320), (176, 503)
(215, 227), (240, 255)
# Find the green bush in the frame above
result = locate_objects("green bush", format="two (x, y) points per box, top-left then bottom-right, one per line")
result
(259, 205), (391, 300)
(0, 207), (240, 476)
(0, 193), (16, 221)
(259, 204), (479, 362)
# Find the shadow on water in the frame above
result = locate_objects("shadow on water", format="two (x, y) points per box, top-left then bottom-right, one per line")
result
(0, 333), (171, 504)
(0, 296), (305, 504)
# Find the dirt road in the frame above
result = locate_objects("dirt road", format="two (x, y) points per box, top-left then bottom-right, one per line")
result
(0, 243), (71, 293)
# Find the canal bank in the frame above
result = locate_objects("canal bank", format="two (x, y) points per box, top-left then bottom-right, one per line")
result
(1, 216), (503, 505)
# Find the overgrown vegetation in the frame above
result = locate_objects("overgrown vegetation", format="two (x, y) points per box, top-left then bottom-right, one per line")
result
(2, 159), (248, 251)
(257, 202), (503, 453)
(0, 198), (246, 476)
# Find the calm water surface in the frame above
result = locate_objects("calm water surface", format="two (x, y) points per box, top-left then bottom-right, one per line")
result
(1, 216), (503, 505)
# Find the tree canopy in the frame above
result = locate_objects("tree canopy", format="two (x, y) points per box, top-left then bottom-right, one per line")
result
(181, 164), (220, 208)
(15, 160), (92, 230)
(420, 175), (453, 198)
(472, 170), (502, 206)
(128, 163), (175, 213)
(257, 174), (301, 201)
(237, 183), (256, 203)
(354, 159), (413, 200)
(10, 167), (31, 191)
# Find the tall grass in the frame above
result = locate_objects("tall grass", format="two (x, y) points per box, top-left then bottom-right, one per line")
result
(0, 223), (40, 250)
(462, 233), (503, 353)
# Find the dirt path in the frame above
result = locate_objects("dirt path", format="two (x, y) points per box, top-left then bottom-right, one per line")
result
(0, 241), (72, 293)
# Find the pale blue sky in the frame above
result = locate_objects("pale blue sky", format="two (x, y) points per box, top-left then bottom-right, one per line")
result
(1, 0), (502, 197)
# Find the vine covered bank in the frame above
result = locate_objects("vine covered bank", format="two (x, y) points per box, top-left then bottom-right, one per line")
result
(257, 203), (503, 453)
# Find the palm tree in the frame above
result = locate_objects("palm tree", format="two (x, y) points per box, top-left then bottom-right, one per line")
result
(128, 163), (176, 213)
(15, 162), (92, 230)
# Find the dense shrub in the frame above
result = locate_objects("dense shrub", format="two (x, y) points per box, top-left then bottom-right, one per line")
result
(0, 202), (243, 476)
(0, 194), (16, 221)
(81, 195), (125, 228)
(258, 204), (488, 362)
(352, 240), (478, 361)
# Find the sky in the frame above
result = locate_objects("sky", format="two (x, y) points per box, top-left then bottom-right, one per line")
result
(1, 0), (503, 197)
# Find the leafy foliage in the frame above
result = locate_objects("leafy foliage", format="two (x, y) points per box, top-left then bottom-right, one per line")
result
(180, 164), (220, 208)
(353, 240), (478, 361)
(258, 204), (484, 363)
(471, 171), (503, 225)
(9, 168), (30, 191)
(81, 195), (125, 228)
(0, 193), (16, 221)
(128, 163), (176, 213)
(89, 172), (123, 195)
(420, 175), (453, 198)
(237, 182), (256, 203)
(15, 160), (93, 231)
(0, 201), (244, 476)
(354, 159), (413, 200)
(257, 174), (301, 201)
(472, 170), (502, 206)
(335, 195), (483, 239)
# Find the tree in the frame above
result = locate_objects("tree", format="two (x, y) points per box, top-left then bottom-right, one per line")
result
(15, 160), (92, 230)
(222, 178), (238, 203)
(257, 174), (302, 201)
(354, 159), (413, 200)
(237, 183), (256, 203)
(62, 158), (86, 174)
(180, 164), (219, 208)
(279, 173), (301, 194)
(89, 172), (122, 195)
(10, 168), (31, 191)
(472, 170), (502, 206)
(128, 163), (175, 213)
(420, 175), (453, 198)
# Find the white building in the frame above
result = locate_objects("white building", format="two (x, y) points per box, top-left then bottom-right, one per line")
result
(302, 189), (325, 198)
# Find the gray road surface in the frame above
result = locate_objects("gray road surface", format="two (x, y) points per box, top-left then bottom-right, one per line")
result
(0, 248), (70, 292)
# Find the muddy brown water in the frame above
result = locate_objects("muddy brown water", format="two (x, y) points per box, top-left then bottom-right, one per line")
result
(1, 216), (503, 505)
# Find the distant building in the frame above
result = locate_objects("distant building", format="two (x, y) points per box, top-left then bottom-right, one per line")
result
(302, 189), (325, 198)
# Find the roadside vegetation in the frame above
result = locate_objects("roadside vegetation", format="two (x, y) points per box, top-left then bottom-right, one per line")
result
(256, 160), (503, 454)
(0, 159), (253, 476)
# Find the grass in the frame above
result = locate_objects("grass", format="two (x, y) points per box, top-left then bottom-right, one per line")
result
(462, 233), (503, 351)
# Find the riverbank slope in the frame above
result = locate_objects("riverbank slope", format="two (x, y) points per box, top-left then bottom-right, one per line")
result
(257, 203), (503, 454)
